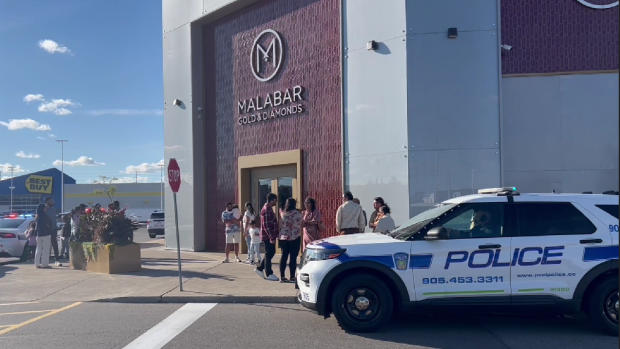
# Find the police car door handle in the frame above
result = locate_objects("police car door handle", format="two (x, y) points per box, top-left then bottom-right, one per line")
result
(579, 239), (602, 244)
(478, 244), (501, 249)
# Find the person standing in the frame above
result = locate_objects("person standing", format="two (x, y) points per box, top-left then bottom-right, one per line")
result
(368, 197), (385, 231)
(222, 202), (242, 263)
(255, 193), (279, 281)
(243, 202), (256, 264)
(248, 220), (261, 265)
(336, 191), (365, 235)
(43, 197), (61, 265)
(24, 221), (37, 262)
(301, 197), (322, 252)
(352, 198), (367, 233)
(375, 205), (396, 234)
(279, 198), (302, 283)
(71, 204), (86, 241)
(34, 203), (53, 268)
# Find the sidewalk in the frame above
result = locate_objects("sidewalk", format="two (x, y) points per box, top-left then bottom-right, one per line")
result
(0, 239), (299, 304)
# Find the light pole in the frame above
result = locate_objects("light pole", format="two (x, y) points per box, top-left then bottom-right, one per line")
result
(8, 166), (15, 213)
(158, 164), (164, 211)
(56, 140), (69, 212)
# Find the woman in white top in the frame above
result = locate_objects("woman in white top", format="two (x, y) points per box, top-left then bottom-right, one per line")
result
(243, 202), (256, 264)
(375, 205), (396, 234)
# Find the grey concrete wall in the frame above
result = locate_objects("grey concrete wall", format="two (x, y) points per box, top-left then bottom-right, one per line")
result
(406, 0), (501, 217)
(342, 0), (410, 230)
(502, 73), (619, 194)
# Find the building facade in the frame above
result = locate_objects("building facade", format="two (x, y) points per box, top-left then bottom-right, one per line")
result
(0, 168), (76, 214)
(162, 0), (619, 252)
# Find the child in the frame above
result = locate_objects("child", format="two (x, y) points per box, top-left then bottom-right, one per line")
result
(232, 204), (241, 222)
(24, 221), (37, 262)
(248, 220), (261, 265)
(60, 215), (71, 259)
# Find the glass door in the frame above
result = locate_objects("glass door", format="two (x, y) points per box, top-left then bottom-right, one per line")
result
(251, 166), (298, 229)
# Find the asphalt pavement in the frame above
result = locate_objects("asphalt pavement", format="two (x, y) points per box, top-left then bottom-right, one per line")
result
(0, 302), (616, 349)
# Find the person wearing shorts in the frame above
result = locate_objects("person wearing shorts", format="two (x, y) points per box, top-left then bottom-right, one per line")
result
(222, 202), (242, 263)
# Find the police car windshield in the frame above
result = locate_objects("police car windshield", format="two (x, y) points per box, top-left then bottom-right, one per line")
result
(391, 204), (456, 240)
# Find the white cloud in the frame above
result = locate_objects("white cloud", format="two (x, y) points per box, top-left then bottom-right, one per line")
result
(48, 134), (57, 138)
(0, 163), (27, 175)
(53, 156), (105, 167)
(37, 136), (46, 140)
(123, 159), (164, 174)
(0, 119), (51, 131)
(38, 39), (71, 54)
(16, 151), (40, 159)
(87, 109), (163, 116)
(23, 94), (44, 103)
(38, 99), (79, 115)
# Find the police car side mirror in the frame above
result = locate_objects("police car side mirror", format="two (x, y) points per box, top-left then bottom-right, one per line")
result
(425, 226), (448, 240)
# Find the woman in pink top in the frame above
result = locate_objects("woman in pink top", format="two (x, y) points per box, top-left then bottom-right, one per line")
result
(279, 198), (302, 283)
(301, 197), (322, 252)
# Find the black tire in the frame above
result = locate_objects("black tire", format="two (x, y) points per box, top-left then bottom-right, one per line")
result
(149, 233), (156, 238)
(330, 273), (393, 333)
(586, 277), (619, 336)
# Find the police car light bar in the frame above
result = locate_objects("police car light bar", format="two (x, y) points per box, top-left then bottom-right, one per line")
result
(478, 187), (517, 195)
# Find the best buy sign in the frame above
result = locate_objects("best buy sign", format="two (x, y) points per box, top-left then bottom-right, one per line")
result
(25, 175), (53, 194)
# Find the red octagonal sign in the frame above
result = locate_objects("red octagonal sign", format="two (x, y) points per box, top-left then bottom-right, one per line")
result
(168, 158), (181, 193)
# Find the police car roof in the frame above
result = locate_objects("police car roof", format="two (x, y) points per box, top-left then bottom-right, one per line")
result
(443, 192), (619, 205)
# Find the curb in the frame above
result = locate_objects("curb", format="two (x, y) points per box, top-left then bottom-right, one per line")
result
(93, 295), (299, 304)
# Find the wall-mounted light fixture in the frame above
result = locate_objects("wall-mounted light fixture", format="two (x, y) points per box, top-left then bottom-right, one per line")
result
(447, 28), (458, 39)
(501, 44), (513, 51)
(172, 98), (181, 106)
(366, 40), (377, 51)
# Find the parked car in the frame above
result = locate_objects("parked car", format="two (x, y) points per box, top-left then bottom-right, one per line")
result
(0, 217), (34, 261)
(147, 212), (165, 238)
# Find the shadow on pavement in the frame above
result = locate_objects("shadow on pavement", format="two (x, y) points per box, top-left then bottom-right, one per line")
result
(350, 312), (612, 348)
(0, 265), (17, 279)
(116, 267), (234, 281)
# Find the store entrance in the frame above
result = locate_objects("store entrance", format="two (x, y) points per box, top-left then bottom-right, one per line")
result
(251, 165), (298, 223)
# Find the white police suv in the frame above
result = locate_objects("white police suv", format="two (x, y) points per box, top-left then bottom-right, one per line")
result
(297, 188), (619, 335)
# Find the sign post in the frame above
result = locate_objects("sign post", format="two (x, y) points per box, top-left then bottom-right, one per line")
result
(167, 158), (183, 292)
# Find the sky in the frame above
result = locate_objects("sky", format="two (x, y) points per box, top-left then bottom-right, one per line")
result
(0, 0), (164, 184)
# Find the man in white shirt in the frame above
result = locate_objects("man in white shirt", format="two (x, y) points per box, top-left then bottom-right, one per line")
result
(336, 191), (365, 235)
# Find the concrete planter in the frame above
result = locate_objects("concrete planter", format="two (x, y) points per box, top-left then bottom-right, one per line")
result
(70, 242), (141, 274)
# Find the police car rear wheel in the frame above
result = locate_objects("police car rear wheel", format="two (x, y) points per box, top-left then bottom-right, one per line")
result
(587, 277), (619, 336)
(331, 273), (393, 333)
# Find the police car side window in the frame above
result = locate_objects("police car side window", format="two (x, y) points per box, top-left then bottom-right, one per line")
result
(516, 203), (596, 237)
(595, 205), (619, 219)
(439, 203), (505, 239)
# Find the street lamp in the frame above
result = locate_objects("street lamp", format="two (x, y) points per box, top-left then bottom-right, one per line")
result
(158, 164), (165, 211)
(8, 166), (15, 213)
(56, 140), (69, 212)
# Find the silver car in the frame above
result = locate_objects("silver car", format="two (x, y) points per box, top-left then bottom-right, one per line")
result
(0, 217), (34, 261)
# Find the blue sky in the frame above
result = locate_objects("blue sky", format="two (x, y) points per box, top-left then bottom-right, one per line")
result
(0, 0), (163, 184)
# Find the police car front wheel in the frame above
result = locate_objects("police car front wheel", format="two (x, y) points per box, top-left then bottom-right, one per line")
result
(331, 273), (393, 333)
(587, 277), (619, 336)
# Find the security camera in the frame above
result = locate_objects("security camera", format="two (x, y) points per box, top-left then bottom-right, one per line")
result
(501, 44), (512, 51)
(172, 99), (181, 106)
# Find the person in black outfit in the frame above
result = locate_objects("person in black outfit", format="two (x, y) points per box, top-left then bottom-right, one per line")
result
(43, 196), (60, 264)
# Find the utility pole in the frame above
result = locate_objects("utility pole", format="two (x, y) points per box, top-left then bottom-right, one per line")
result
(135, 171), (138, 183)
(158, 164), (165, 211)
(56, 140), (69, 212)
(8, 166), (15, 213)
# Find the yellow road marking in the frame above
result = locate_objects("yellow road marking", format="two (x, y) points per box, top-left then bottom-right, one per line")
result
(0, 302), (39, 306)
(0, 302), (82, 336)
(0, 309), (57, 316)
(0, 325), (16, 328)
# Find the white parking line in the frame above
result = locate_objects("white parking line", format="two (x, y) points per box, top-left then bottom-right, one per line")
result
(122, 303), (217, 349)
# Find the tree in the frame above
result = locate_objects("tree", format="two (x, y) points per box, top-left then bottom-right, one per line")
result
(91, 176), (118, 202)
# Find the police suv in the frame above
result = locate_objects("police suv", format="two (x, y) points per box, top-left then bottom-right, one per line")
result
(297, 188), (619, 335)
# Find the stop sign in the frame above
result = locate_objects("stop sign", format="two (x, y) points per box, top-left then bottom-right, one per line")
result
(168, 158), (181, 193)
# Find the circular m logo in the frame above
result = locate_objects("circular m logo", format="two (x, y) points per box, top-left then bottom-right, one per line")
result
(575, 0), (618, 9)
(251, 29), (284, 82)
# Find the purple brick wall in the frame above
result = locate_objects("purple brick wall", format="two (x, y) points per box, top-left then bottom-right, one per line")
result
(501, 0), (619, 75)
(203, 0), (341, 251)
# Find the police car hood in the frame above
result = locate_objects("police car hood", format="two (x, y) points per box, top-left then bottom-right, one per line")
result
(307, 233), (396, 249)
